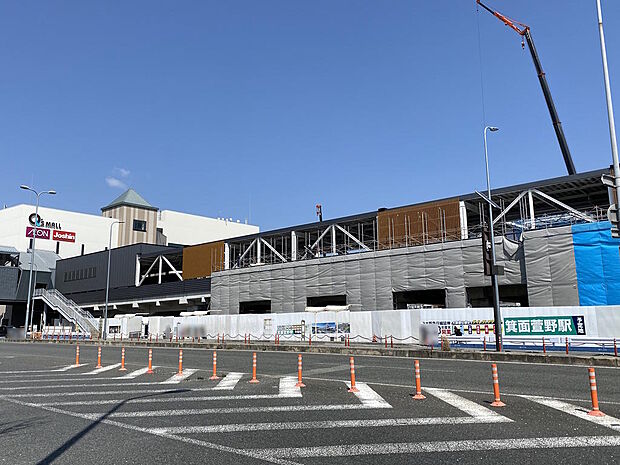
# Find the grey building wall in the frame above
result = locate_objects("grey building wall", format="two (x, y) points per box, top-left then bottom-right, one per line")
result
(210, 237), (525, 314)
(522, 225), (579, 306)
(67, 278), (211, 306)
(55, 244), (174, 295)
(0, 267), (19, 301)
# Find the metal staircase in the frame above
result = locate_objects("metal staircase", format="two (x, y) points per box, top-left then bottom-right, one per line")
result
(34, 289), (100, 337)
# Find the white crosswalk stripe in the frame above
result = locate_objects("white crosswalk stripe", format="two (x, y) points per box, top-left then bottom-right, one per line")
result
(523, 395), (620, 431)
(245, 436), (620, 459)
(116, 367), (159, 380)
(52, 364), (87, 372)
(213, 372), (243, 390)
(160, 369), (198, 384)
(83, 363), (121, 375)
(349, 382), (391, 408)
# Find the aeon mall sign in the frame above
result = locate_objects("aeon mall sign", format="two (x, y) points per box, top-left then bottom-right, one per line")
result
(26, 212), (76, 243)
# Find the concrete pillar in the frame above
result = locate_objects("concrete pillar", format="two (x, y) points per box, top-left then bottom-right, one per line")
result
(224, 243), (230, 270)
(459, 201), (469, 240)
(291, 231), (297, 261)
(528, 190), (536, 229)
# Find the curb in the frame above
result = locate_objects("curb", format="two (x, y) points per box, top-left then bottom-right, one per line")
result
(3, 339), (619, 367)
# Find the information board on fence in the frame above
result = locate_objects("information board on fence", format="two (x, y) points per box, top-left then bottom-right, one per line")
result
(504, 316), (586, 336)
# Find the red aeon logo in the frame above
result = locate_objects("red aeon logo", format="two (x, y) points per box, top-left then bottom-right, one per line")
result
(26, 227), (50, 239)
(52, 230), (76, 243)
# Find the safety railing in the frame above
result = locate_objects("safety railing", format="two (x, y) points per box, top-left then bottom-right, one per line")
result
(33, 288), (99, 337)
(98, 331), (619, 356)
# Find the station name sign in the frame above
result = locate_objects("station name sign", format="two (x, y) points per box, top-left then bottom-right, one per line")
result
(504, 315), (586, 336)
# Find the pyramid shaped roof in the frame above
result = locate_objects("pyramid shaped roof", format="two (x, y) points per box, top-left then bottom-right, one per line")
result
(101, 188), (158, 212)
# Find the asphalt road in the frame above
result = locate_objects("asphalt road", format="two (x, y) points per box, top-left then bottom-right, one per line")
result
(0, 342), (619, 465)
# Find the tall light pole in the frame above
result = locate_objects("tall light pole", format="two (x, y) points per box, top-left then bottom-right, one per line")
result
(20, 185), (56, 339)
(596, 0), (620, 220)
(483, 126), (502, 351)
(103, 220), (123, 340)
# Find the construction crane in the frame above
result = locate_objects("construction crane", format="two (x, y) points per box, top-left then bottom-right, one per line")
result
(477, 0), (577, 175)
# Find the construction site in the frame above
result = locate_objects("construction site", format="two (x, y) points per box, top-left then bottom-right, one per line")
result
(1, 1), (619, 350)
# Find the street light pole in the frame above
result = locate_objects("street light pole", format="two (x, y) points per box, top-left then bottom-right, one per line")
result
(103, 221), (123, 340)
(596, 0), (620, 213)
(483, 126), (502, 351)
(20, 185), (56, 339)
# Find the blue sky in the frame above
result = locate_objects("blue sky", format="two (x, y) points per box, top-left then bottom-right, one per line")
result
(1, 1), (619, 231)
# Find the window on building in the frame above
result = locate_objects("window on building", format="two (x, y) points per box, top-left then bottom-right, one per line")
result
(239, 300), (271, 314)
(306, 295), (347, 307)
(393, 289), (446, 309)
(466, 284), (528, 308)
(133, 219), (147, 232)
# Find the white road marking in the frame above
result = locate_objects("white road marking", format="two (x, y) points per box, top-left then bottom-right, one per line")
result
(348, 382), (391, 409)
(524, 396), (620, 431)
(151, 415), (509, 435)
(33, 376), (301, 406)
(0, 397), (300, 465)
(107, 403), (387, 418)
(83, 363), (122, 375)
(115, 367), (159, 380)
(278, 377), (302, 398)
(52, 364), (87, 372)
(160, 369), (198, 384)
(425, 387), (507, 420)
(5, 388), (206, 398)
(36, 393), (297, 407)
(213, 372), (243, 390)
(0, 377), (202, 391)
(249, 436), (620, 458)
(0, 365), (86, 375)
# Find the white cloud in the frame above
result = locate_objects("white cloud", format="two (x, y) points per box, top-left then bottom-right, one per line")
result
(105, 177), (127, 190)
(115, 167), (131, 178)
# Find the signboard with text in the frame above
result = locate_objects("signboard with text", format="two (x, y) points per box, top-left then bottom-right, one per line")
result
(52, 230), (76, 243)
(504, 316), (586, 336)
(26, 227), (50, 240)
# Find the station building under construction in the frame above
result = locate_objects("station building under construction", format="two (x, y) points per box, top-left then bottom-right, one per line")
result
(38, 167), (618, 329)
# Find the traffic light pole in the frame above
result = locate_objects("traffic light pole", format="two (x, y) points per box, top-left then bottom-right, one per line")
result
(484, 126), (502, 352)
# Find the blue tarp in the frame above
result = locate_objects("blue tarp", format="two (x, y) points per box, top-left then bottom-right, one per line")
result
(572, 221), (620, 305)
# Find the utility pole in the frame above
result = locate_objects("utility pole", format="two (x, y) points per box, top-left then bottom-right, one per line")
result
(20, 185), (56, 339)
(103, 221), (123, 340)
(596, 0), (620, 238)
(483, 126), (503, 351)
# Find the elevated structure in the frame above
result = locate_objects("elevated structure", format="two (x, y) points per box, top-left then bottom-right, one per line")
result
(52, 168), (619, 319)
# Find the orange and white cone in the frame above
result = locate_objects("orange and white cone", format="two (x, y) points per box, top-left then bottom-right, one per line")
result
(412, 360), (425, 400)
(75, 345), (80, 365)
(119, 347), (127, 371)
(587, 367), (605, 417)
(96, 346), (102, 368)
(249, 352), (259, 384)
(209, 351), (220, 380)
(348, 356), (359, 393)
(177, 349), (183, 375)
(146, 348), (154, 374)
(295, 354), (305, 388)
(490, 363), (505, 407)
